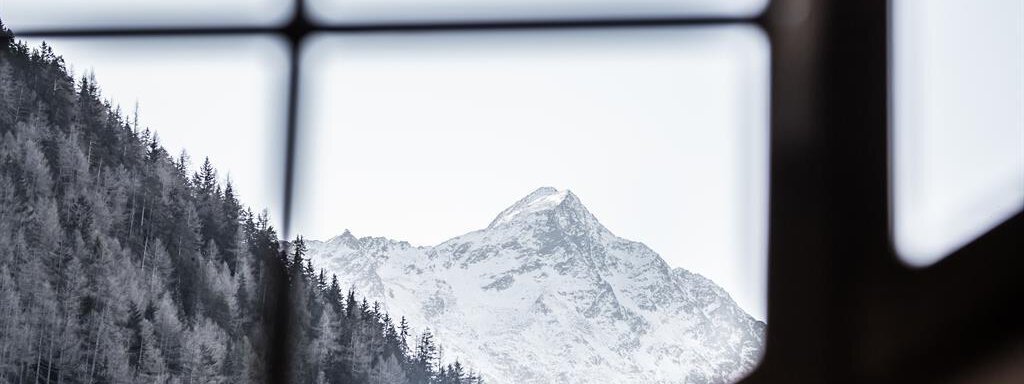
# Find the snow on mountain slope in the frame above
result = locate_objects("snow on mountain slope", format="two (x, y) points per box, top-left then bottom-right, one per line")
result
(307, 187), (765, 384)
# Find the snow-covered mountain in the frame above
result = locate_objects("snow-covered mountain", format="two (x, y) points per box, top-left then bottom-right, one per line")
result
(307, 187), (765, 384)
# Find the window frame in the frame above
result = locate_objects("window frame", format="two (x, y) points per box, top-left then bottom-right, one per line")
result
(14, 0), (1024, 382)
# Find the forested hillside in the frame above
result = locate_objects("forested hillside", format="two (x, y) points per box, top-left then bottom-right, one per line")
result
(0, 21), (480, 384)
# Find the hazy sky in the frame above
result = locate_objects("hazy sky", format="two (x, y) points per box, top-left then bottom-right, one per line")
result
(295, 27), (770, 320)
(25, 36), (291, 231)
(22, 27), (770, 320)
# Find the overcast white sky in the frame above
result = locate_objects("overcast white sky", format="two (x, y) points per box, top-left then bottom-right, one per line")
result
(295, 27), (770, 320)
(22, 27), (770, 320)
(24, 36), (291, 231)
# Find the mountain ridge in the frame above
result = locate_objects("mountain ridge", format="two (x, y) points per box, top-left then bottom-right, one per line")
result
(307, 187), (765, 383)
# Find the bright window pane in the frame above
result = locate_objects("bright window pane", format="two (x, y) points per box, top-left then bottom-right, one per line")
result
(2, 0), (293, 30)
(891, 0), (1024, 267)
(296, 27), (769, 383)
(307, 0), (767, 25)
(1, 34), (290, 384)
(26, 36), (291, 230)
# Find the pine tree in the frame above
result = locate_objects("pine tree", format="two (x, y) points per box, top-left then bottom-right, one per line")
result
(413, 330), (439, 383)
(377, 353), (409, 384)
(399, 316), (411, 357)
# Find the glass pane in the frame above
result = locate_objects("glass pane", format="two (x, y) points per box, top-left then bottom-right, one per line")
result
(22, 36), (291, 230)
(1, 33), (289, 382)
(891, 0), (1024, 267)
(2, 0), (293, 30)
(307, 0), (767, 25)
(296, 26), (769, 383)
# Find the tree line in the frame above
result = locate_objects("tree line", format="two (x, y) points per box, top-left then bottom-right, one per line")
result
(0, 20), (482, 384)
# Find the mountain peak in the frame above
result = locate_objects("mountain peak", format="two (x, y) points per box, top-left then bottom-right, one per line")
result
(338, 229), (356, 240)
(526, 186), (563, 198)
(307, 187), (764, 384)
(326, 229), (360, 248)
(487, 187), (591, 229)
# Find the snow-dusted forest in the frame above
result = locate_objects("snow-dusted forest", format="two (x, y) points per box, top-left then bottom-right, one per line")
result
(0, 21), (482, 384)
